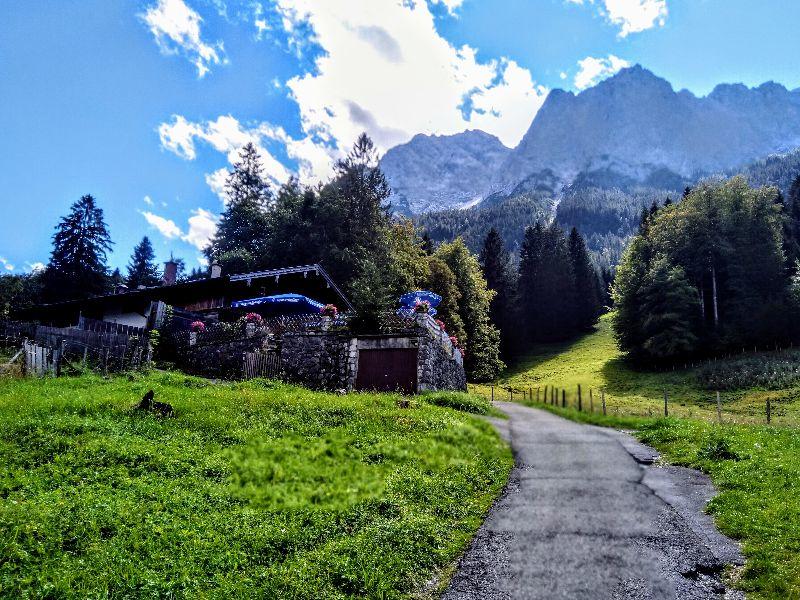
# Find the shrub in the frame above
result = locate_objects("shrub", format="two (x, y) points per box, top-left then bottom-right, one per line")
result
(421, 391), (490, 415)
(697, 350), (800, 390)
(697, 437), (740, 461)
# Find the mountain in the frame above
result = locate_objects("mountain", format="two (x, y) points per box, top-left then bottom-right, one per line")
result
(491, 65), (800, 199)
(385, 66), (800, 214)
(380, 130), (510, 214)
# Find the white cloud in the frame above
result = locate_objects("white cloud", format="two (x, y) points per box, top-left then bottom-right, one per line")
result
(159, 115), (292, 189)
(160, 0), (547, 192)
(142, 0), (226, 77)
(141, 209), (218, 251)
(197, 256), (210, 267)
(605, 0), (667, 37)
(568, 0), (667, 37)
(144, 195), (154, 206)
(25, 262), (45, 273)
(574, 54), (630, 90)
(0, 257), (14, 271)
(142, 211), (183, 239)
(183, 208), (218, 250)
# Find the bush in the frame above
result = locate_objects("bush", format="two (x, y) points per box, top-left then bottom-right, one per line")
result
(697, 437), (740, 461)
(697, 350), (800, 390)
(421, 391), (491, 414)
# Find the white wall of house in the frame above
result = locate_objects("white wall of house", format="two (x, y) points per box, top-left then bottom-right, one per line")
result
(102, 310), (148, 328)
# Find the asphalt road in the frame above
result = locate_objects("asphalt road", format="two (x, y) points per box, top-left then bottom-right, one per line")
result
(443, 402), (744, 600)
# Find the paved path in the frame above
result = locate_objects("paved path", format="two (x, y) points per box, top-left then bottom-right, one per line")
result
(444, 402), (744, 600)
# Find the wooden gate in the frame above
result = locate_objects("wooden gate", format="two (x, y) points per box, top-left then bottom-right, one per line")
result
(243, 351), (282, 380)
(355, 348), (418, 393)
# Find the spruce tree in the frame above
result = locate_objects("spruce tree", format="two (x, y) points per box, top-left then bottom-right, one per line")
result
(207, 143), (272, 272)
(43, 194), (112, 301)
(567, 227), (601, 331)
(126, 236), (160, 288)
(784, 175), (800, 271)
(479, 227), (515, 354)
(516, 223), (545, 344)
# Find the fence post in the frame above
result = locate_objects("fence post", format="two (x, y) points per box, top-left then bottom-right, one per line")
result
(589, 388), (594, 413)
(664, 388), (668, 417)
(578, 384), (582, 412)
(561, 389), (566, 408)
(491, 386), (494, 402)
(510, 388), (513, 402)
(602, 389), (606, 415)
(544, 385), (548, 403)
(716, 391), (722, 424)
(536, 387), (540, 403)
(766, 397), (771, 424)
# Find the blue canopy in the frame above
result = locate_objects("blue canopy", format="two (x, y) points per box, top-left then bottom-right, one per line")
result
(231, 293), (325, 314)
(399, 290), (442, 308)
(396, 307), (438, 317)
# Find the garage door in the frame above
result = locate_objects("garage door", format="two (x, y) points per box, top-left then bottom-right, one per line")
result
(355, 348), (418, 394)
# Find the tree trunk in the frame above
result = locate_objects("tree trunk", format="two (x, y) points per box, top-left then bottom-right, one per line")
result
(699, 281), (705, 322)
(711, 265), (719, 328)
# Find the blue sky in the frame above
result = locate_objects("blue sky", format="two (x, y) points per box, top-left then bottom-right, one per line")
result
(2, 0), (800, 274)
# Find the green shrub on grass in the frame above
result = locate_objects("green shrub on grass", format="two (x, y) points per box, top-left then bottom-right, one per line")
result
(420, 391), (492, 414)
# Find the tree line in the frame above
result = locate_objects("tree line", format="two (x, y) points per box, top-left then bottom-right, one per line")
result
(613, 175), (800, 362)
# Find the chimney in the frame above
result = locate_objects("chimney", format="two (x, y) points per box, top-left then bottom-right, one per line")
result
(210, 262), (222, 279)
(163, 259), (178, 286)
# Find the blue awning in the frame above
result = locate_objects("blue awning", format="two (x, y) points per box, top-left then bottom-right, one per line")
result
(231, 293), (325, 313)
(399, 290), (442, 308)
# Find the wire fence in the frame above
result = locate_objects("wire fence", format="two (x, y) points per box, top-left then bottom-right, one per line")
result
(472, 381), (797, 427)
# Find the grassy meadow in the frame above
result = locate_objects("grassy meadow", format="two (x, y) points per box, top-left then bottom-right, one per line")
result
(0, 372), (511, 599)
(472, 313), (800, 426)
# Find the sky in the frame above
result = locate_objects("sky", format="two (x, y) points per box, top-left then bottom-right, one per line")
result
(2, 0), (800, 275)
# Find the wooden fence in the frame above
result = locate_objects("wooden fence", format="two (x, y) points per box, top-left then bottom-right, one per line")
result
(77, 315), (147, 337)
(1, 320), (150, 377)
(243, 351), (282, 380)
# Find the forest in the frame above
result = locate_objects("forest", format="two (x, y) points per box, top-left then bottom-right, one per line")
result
(613, 175), (800, 362)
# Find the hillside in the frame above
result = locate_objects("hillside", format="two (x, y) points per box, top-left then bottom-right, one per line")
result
(0, 373), (510, 598)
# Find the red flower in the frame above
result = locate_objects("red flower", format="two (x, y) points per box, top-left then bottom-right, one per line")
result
(244, 312), (263, 324)
(413, 299), (431, 314)
(321, 304), (338, 317)
(190, 321), (206, 333)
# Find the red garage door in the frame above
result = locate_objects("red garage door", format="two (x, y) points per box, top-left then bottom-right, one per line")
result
(355, 349), (418, 393)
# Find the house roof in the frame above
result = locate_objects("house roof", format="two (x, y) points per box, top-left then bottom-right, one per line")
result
(16, 263), (354, 325)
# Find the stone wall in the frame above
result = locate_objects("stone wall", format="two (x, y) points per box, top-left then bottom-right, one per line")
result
(417, 329), (467, 392)
(178, 333), (272, 379)
(281, 332), (356, 390)
(175, 316), (466, 393)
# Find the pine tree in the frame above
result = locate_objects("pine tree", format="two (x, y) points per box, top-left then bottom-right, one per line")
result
(638, 258), (699, 359)
(784, 175), (800, 271)
(479, 227), (515, 354)
(43, 194), (112, 301)
(207, 143), (272, 272)
(516, 223), (545, 344)
(567, 227), (601, 331)
(126, 236), (160, 288)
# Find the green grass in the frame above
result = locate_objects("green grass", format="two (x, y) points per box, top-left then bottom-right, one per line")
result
(0, 372), (512, 599)
(516, 403), (800, 599)
(470, 313), (800, 426)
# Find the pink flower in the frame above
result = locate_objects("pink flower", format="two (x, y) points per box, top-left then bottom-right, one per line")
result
(321, 304), (338, 317)
(244, 312), (263, 324)
(413, 299), (431, 314)
(449, 335), (458, 347)
(190, 321), (206, 333)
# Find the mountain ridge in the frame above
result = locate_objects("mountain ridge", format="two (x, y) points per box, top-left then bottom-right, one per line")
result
(382, 65), (800, 214)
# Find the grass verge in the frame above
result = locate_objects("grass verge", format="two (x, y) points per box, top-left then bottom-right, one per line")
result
(0, 372), (512, 598)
